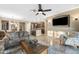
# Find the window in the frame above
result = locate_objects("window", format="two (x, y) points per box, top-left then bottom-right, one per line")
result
(2, 20), (9, 30)
(19, 22), (25, 31)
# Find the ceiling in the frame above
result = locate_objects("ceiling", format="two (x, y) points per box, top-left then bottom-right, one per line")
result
(0, 4), (79, 22)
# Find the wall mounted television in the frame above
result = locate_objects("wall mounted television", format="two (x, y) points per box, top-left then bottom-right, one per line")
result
(52, 15), (70, 27)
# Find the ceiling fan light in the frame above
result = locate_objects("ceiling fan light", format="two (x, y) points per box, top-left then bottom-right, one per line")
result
(38, 11), (42, 14)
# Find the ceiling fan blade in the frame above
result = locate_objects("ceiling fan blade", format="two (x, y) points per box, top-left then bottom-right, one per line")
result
(42, 13), (46, 16)
(43, 9), (51, 12)
(38, 4), (42, 10)
(32, 9), (37, 12)
(36, 13), (39, 15)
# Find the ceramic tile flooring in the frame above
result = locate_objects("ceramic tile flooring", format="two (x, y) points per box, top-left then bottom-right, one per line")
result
(30, 34), (51, 46)
(28, 35), (79, 54)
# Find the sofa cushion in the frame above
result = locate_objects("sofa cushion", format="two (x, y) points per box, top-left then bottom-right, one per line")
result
(4, 39), (20, 50)
(24, 31), (29, 37)
(9, 32), (18, 40)
(17, 31), (24, 38)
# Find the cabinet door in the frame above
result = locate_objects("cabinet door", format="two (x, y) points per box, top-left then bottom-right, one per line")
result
(36, 30), (41, 36)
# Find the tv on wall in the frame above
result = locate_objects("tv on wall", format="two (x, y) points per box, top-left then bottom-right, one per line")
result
(52, 15), (70, 26)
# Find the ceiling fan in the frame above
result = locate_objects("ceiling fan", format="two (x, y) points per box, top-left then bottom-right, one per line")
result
(32, 4), (52, 16)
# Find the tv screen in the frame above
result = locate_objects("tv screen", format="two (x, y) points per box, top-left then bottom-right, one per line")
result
(53, 15), (70, 26)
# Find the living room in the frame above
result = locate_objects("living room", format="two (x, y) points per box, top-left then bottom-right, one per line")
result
(0, 4), (79, 54)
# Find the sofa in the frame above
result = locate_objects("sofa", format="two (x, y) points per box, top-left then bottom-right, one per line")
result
(4, 31), (30, 53)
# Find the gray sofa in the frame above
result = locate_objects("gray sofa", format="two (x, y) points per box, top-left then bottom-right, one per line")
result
(4, 31), (29, 53)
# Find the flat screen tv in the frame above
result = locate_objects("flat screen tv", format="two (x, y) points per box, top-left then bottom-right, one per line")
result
(52, 15), (70, 26)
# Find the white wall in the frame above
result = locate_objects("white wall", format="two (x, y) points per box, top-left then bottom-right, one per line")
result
(47, 8), (79, 32)
(0, 17), (30, 32)
(70, 13), (79, 31)
(0, 20), (1, 30)
(26, 22), (31, 34)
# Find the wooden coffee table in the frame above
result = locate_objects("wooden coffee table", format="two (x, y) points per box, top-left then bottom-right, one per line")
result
(20, 40), (48, 54)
